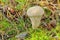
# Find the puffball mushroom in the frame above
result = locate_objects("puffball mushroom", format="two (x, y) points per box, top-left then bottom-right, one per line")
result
(27, 6), (44, 29)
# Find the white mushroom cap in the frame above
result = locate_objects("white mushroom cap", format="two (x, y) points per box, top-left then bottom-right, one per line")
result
(27, 6), (44, 29)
